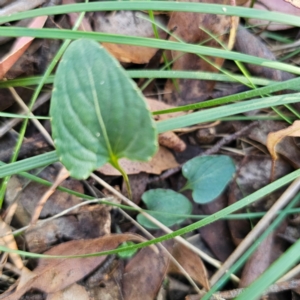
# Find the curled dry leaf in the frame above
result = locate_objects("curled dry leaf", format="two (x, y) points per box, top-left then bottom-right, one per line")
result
(158, 131), (186, 152)
(267, 120), (300, 161)
(249, 121), (300, 168)
(148, 98), (187, 152)
(0, 217), (24, 270)
(98, 146), (179, 175)
(168, 242), (210, 290)
(0, 16), (47, 79)
(1, 234), (146, 300)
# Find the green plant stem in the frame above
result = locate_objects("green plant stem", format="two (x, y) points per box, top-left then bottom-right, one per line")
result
(112, 159), (132, 200)
(1, 169), (300, 260)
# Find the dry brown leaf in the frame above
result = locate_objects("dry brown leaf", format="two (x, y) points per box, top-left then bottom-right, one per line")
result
(63, 0), (93, 32)
(0, 16), (47, 79)
(147, 98), (188, 120)
(163, 0), (236, 105)
(147, 98), (187, 152)
(235, 26), (284, 81)
(93, 11), (167, 63)
(122, 245), (171, 300)
(1, 234), (146, 300)
(98, 146), (179, 175)
(168, 242), (210, 290)
(285, 0), (300, 8)
(158, 131), (186, 152)
(47, 283), (90, 300)
(0, 217), (23, 270)
(243, 0), (300, 30)
(267, 120), (300, 161)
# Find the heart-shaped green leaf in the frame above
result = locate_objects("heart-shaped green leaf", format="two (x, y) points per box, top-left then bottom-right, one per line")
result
(50, 39), (157, 179)
(182, 155), (235, 204)
(137, 189), (192, 229)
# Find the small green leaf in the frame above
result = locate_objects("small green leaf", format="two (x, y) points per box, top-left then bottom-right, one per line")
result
(182, 155), (235, 204)
(116, 241), (137, 259)
(137, 189), (192, 229)
(50, 39), (157, 179)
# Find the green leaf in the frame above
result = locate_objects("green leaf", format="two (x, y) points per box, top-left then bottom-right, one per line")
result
(116, 241), (138, 259)
(50, 39), (157, 179)
(137, 189), (192, 229)
(182, 156), (235, 204)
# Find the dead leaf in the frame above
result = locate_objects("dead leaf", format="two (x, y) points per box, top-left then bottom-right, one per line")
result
(122, 244), (171, 300)
(163, 0), (236, 105)
(249, 121), (300, 168)
(147, 98), (188, 120)
(98, 146), (179, 175)
(0, 217), (24, 270)
(47, 283), (90, 300)
(199, 195), (236, 261)
(243, 0), (300, 30)
(122, 173), (149, 204)
(148, 98), (187, 151)
(6, 167), (111, 253)
(285, 0), (300, 8)
(267, 120), (300, 161)
(168, 243), (210, 290)
(1, 234), (146, 300)
(235, 26), (285, 81)
(158, 131), (186, 152)
(63, 0), (93, 32)
(239, 228), (286, 287)
(0, 16), (47, 79)
(93, 11), (168, 63)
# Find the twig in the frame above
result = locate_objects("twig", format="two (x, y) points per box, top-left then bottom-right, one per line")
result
(8, 87), (53, 146)
(202, 121), (258, 156)
(0, 92), (51, 138)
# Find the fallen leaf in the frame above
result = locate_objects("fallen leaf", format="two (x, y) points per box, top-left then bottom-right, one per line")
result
(163, 0), (236, 105)
(239, 229), (285, 287)
(0, 16), (47, 79)
(158, 131), (186, 152)
(249, 121), (300, 168)
(235, 26), (284, 81)
(285, 0), (300, 8)
(267, 120), (300, 161)
(148, 98), (187, 152)
(122, 243), (171, 300)
(243, 0), (300, 30)
(98, 146), (179, 175)
(93, 11), (168, 63)
(1, 234), (146, 300)
(63, 0), (92, 32)
(168, 242), (210, 290)
(199, 195), (236, 261)
(47, 283), (90, 300)
(0, 217), (23, 270)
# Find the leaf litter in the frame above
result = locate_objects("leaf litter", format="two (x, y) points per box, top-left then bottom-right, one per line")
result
(1, 0), (300, 299)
